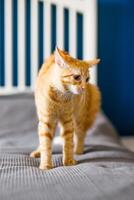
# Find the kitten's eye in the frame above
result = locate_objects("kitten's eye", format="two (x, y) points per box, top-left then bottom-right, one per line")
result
(86, 77), (89, 82)
(73, 75), (81, 81)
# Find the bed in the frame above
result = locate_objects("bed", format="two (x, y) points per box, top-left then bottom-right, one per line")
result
(1, 0), (134, 199)
(0, 93), (134, 200)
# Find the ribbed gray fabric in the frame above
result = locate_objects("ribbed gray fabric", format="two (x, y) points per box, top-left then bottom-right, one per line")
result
(0, 149), (134, 200)
(0, 93), (134, 200)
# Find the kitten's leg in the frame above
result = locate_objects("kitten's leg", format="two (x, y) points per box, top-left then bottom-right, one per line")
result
(30, 147), (40, 158)
(38, 120), (56, 170)
(74, 130), (86, 154)
(60, 118), (76, 166)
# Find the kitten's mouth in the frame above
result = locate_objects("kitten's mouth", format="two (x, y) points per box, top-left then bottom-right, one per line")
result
(67, 85), (85, 95)
(72, 88), (85, 95)
(77, 88), (85, 94)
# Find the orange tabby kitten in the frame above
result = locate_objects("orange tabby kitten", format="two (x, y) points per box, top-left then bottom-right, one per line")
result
(30, 47), (101, 170)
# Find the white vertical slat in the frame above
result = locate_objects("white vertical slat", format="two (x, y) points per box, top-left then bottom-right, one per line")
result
(44, 1), (51, 59)
(69, 9), (77, 58)
(83, 0), (97, 84)
(40, 0), (86, 13)
(4, 0), (12, 89)
(56, 5), (64, 49)
(31, 0), (39, 89)
(18, 0), (26, 90)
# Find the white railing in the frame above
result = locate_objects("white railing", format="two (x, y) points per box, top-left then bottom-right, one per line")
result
(0, 0), (98, 94)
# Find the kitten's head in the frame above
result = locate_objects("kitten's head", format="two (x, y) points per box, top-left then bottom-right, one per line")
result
(54, 47), (100, 95)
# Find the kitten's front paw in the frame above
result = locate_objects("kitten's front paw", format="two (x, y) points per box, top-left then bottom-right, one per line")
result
(30, 150), (40, 158)
(74, 146), (84, 155)
(63, 159), (77, 166)
(39, 164), (53, 170)
(74, 148), (84, 155)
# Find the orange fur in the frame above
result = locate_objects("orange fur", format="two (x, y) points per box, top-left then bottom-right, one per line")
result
(30, 48), (101, 170)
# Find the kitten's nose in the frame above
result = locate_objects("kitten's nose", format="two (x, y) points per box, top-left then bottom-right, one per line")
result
(81, 83), (86, 90)
(81, 86), (85, 89)
(79, 85), (85, 93)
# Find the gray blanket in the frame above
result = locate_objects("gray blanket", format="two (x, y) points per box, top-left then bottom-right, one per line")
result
(0, 93), (134, 200)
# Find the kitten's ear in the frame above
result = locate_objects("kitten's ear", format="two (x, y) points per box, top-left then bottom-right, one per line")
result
(54, 47), (67, 68)
(87, 58), (101, 67)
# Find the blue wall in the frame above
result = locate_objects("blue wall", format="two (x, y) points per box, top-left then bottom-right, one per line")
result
(98, 0), (134, 136)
